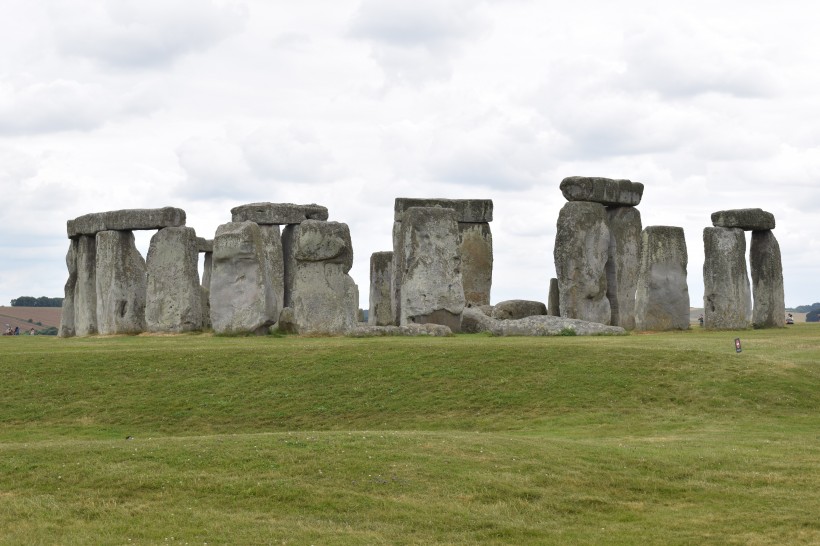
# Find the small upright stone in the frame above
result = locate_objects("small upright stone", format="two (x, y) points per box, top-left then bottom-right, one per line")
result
(145, 227), (203, 333)
(553, 201), (611, 324)
(230, 202), (328, 225)
(369, 251), (394, 326)
(635, 226), (690, 331)
(548, 278), (560, 316)
(702, 227), (751, 329)
(95, 230), (147, 335)
(559, 176), (644, 206)
(750, 230), (785, 328)
(711, 208), (775, 231)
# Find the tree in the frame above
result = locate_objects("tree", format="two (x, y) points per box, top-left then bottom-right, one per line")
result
(10, 296), (63, 307)
(807, 309), (820, 323)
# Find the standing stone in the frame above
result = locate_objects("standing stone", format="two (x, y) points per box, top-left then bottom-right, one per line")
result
(199, 240), (214, 330)
(702, 227), (751, 329)
(58, 239), (79, 338)
(606, 206), (642, 329)
(750, 230), (785, 328)
(369, 251), (394, 326)
(635, 226), (690, 331)
(399, 207), (465, 331)
(145, 227), (203, 333)
(548, 277), (560, 316)
(390, 220), (403, 325)
(289, 220), (357, 335)
(553, 201), (611, 324)
(95, 230), (147, 335)
(259, 225), (284, 319)
(74, 235), (98, 336)
(459, 223), (493, 306)
(210, 221), (278, 335)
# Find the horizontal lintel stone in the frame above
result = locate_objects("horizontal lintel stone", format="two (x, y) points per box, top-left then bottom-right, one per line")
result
(67, 207), (186, 238)
(394, 198), (493, 223)
(559, 176), (644, 206)
(230, 202), (329, 225)
(711, 208), (775, 231)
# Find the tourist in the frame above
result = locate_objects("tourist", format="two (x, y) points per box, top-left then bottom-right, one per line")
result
(13, 326), (20, 335)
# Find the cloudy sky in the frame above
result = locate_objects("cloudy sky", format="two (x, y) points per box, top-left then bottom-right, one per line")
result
(1, 0), (818, 310)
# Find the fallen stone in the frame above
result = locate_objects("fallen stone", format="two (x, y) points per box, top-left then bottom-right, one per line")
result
(711, 208), (775, 231)
(554, 201), (611, 324)
(462, 307), (626, 336)
(606, 206), (642, 329)
(491, 300), (547, 320)
(459, 222), (493, 306)
(369, 251), (394, 326)
(394, 198), (493, 223)
(95, 230), (147, 335)
(68, 207), (186, 237)
(347, 323), (453, 337)
(58, 240), (78, 338)
(230, 202), (328, 225)
(702, 227), (751, 329)
(750, 230), (785, 328)
(559, 176), (644, 206)
(635, 226), (690, 331)
(145, 227), (203, 333)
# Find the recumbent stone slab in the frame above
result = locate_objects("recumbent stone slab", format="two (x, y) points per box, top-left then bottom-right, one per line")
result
(491, 300), (547, 320)
(67, 207), (186, 238)
(711, 208), (775, 231)
(230, 202), (328, 225)
(559, 176), (644, 207)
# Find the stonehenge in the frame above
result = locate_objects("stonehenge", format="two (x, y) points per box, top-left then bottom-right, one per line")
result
(57, 188), (787, 337)
(703, 208), (784, 329)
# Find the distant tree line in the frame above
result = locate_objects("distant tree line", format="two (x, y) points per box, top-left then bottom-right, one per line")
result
(791, 302), (820, 313)
(9, 296), (64, 307)
(808, 309), (820, 323)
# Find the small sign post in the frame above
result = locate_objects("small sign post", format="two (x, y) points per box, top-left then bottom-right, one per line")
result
(734, 338), (742, 353)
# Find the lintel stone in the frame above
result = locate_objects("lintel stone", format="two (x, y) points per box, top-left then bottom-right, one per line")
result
(67, 207), (186, 238)
(230, 202), (329, 225)
(559, 176), (644, 206)
(711, 208), (775, 231)
(394, 198), (493, 223)
(196, 238), (213, 253)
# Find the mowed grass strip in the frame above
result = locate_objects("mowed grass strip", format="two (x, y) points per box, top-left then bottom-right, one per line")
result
(0, 325), (818, 544)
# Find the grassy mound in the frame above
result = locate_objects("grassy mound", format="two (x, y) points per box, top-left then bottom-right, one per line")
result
(1, 326), (818, 544)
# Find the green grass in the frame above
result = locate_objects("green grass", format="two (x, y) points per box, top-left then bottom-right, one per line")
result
(1, 326), (819, 544)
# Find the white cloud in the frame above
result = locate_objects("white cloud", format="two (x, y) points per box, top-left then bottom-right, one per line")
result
(176, 136), (253, 199)
(241, 126), (338, 184)
(0, 147), (39, 183)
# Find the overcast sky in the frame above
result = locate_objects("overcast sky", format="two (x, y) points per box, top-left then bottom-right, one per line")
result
(1, 0), (818, 310)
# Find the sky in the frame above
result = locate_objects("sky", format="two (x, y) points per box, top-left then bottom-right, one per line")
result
(1, 0), (819, 310)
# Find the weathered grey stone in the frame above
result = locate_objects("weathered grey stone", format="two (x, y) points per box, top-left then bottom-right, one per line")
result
(702, 227), (751, 329)
(554, 201), (611, 324)
(196, 238), (213, 253)
(559, 177), (644, 206)
(347, 323), (453, 337)
(58, 240), (78, 338)
(68, 207), (186, 237)
(369, 251), (394, 326)
(394, 198), (493, 223)
(750, 230), (785, 328)
(201, 252), (213, 329)
(281, 224), (297, 307)
(145, 227), (203, 333)
(230, 202), (328, 225)
(390, 220), (403, 325)
(606, 206), (642, 329)
(259, 225), (284, 319)
(635, 226), (690, 331)
(548, 278), (560, 316)
(74, 235), (98, 336)
(492, 300), (547, 320)
(275, 307), (299, 334)
(462, 307), (626, 336)
(399, 207), (465, 331)
(95, 230), (146, 335)
(459, 223), (493, 306)
(210, 221), (279, 335)
(290, 220), (358, 335)
(711, 208), (775, 231)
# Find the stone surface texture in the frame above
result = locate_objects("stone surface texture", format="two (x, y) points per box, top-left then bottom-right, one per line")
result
(68, 207), (186, 237)
(369, 251), (394, 326)
(461, 307), (626, 336)
(399, 207), (465, 331)
(548, 278), (560, 316)
(394, 198), (493, 223)
(702, 227), (751, 329)
(711, 208), (775, 231)
(58, 239), (78, 338)
(347, 323), (454, 337)
(554, 201), (611, 324)
(210, 221), (279, 335)
(606, 206), (642, 329)
(750, 230), (785, 328)
(458, 222), (493, 306)
(145, 227), (203, 333)
(259, 225), (284, 318)
(635, 226), (690, 331)
(230, 202), (328, 225)
(559, 176), (644, 206)
(95, 230), (147, 335)
(491, 300), (547, 320)
(74, 235), (98, 336)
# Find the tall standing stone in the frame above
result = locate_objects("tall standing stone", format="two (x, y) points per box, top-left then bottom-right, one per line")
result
(198, 238), (213, 330)
(554, 201), (611, 324)
(369, 251), (394, 326)
(74, 235), (98, 336)
(750, 230), (785, 328)
(606, 206), (642, 329)
(399, 207), (465, 331)
(259, 225), (284, 318)
(58, 239), (79, 338)
(459, 222), (493, 306)
(702, 227), (751, 329)
(635, 226), (690, 331)
(145, 227), (203, 332)
(289, 220), (358, 335)
(210, 221), (279, 335)
(95, 230), (147, 335)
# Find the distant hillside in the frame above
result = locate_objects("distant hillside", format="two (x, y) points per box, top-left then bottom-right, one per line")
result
(0, 306), (62, 334)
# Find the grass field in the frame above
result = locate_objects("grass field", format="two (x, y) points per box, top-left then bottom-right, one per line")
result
(1, 325), (818, 544)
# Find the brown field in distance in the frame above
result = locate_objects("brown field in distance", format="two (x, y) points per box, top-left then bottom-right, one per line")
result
(0, 307), (62, 333)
